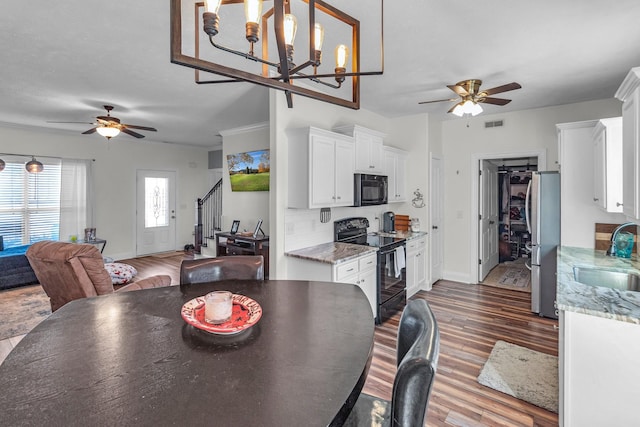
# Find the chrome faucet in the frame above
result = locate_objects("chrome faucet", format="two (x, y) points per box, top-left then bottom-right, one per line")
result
(606, 222), (638, 256)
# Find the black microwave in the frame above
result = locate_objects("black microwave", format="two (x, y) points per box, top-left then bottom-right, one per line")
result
(354, 173), (388, 206)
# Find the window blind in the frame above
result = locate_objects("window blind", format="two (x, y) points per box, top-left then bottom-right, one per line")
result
(0, 155), (61, 247)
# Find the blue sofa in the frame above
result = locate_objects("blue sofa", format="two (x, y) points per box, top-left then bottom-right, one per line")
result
(0, 244), (39, 290)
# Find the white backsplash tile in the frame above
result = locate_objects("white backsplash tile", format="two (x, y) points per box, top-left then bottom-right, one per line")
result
(284, 205), (392, 252)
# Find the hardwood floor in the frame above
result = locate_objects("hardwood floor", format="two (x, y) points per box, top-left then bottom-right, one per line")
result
(1, 253), (559, 426)
(368, 281), (559, 427)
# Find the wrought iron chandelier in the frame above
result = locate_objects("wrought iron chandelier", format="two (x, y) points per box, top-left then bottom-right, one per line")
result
(170, 0), (384, 109)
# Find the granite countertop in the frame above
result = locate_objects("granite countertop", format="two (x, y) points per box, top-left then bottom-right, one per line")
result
(376, 231), (428, 240)
(557, 246), (640, 324)
(285, 242), (378, 265)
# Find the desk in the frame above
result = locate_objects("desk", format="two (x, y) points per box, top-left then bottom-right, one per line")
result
(216, 232), (269, 278)
(0, 280), (374, 426)
(74, 238), (107, 253)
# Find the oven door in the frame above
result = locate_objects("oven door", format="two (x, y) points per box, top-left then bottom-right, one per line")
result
(378, 243), (406, 303)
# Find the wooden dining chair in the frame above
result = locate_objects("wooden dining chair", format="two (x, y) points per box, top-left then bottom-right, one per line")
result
(343, 299), (440, 427)
(179, 255), (264, 285)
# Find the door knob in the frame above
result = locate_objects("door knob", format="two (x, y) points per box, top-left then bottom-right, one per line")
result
(489, 220), (495, 225)
(432, 225), (438, 230)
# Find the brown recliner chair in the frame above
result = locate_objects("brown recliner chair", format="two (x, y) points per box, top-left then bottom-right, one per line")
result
(26, 241), (172, 312)
(180, 256), (264, 285)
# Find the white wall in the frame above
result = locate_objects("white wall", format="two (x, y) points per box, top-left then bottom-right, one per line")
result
(0, 124), (211, 259)
(220, 123), (270, 234)
(440, 98), (622, 283)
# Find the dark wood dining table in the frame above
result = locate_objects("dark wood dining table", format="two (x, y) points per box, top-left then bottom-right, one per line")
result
(0, 279), (375, 426)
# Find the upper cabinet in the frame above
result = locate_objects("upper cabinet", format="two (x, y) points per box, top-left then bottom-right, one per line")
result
(288, 127), (355, 209)
(592, 117), (623, 213)
(384, 146), (408, 202)
(334, 125), (386, 174)
(615, 67), (640, 220)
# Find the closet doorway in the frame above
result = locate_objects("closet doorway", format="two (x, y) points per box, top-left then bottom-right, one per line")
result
(476, 156), (539, 292)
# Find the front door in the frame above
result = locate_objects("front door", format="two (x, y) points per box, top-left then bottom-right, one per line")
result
(479, 161), (499, 280)
(136, 170), (176, 255)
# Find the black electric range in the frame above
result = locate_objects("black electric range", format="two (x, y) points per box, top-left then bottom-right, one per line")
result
(334, 217), (407, 324)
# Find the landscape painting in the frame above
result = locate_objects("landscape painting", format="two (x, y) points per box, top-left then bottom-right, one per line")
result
(226, 149), (270, 192)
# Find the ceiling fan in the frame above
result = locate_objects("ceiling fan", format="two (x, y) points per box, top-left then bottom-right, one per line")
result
(419, 79), (522, 116)
(48, 105), (157, 140)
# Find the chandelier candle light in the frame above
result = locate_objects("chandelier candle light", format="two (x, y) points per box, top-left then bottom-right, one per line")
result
(171, 0), (384, 109)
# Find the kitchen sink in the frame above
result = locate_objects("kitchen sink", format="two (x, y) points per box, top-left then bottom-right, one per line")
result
(573, 266), (640, 292)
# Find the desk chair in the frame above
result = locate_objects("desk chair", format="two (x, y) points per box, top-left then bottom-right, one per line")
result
(344, 299), (440, 427)
(179, 256), (264, 285)
(26, 241), (171, 312)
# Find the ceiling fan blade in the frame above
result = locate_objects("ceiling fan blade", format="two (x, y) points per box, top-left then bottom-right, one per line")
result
(447, 84), (469, 97)
(480, 82), (522, 97)
(478, 97), (512, 106)
(82, 127), (98, 135)
(122, 124), (157, 132)
(121, 128), (146, 139)
(47, 121), (95, 124)
(418, 98), (458, 105)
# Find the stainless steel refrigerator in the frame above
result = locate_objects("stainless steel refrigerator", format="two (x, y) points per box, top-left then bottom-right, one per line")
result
(526, 171), (560, 319)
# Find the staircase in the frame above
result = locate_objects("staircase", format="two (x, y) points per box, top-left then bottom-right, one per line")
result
(195, 178), (222, 254)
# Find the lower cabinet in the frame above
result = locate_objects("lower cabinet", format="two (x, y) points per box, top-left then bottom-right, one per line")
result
(287, 252), (378, 320)
(559, 310), (640, 426)
(406, 237), (427, 296)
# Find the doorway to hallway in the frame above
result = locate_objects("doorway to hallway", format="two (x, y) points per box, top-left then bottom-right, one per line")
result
(472, 152), (544, 286)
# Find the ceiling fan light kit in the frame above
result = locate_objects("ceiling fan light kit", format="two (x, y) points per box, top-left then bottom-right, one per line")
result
(170, 0), (384, 109)
(96, 126), (121, 139)
(420, 79), (521, 117)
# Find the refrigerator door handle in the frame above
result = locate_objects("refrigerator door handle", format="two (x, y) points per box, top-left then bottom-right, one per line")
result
(525, 180), (532, 234)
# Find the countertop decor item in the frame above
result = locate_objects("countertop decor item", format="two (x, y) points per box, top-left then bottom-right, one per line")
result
(169, 0), (384, 109)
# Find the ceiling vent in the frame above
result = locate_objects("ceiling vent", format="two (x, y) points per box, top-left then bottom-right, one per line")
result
(484, 120), (504, 128)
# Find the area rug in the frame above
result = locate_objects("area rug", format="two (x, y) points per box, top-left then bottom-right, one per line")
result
(497, 267), (530, 287)
(477, 340), (558, 413)
(0, 285), (51, 340)
(482, 262), (531, 293)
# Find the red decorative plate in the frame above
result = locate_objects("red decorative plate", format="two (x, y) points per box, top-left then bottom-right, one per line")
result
(181, 294), (262, 335)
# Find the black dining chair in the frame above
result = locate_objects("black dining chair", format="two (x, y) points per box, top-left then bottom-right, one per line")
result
(344, 299), (440, 427)
(179, 256), (264, 285)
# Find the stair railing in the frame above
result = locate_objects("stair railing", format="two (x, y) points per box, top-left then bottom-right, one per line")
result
(195, 178), (223, 253)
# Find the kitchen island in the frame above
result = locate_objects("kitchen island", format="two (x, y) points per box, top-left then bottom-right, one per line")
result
(556, 246), (640, 426)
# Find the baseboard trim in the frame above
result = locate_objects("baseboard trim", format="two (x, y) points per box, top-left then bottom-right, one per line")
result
(442, 270), (472, 284)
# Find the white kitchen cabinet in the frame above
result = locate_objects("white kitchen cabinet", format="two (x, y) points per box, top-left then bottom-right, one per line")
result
(334, 124), (386, 174)
(592, 117), (623, 213)
(557, 120), (625, 248)
(287, 251), (378, 319)
(405, 236), (427, 296)
(383, 146), (408, 202)
(559, 310), (640, 426)
(288, 127), (355, 209)
(614, 67), (640, 219)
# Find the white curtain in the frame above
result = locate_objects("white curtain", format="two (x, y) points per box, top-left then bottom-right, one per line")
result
(59, 159), (94, 240)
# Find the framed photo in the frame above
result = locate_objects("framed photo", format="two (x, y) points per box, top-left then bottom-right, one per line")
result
(253, 219), (263, 238)
(230, 220), (240, 234)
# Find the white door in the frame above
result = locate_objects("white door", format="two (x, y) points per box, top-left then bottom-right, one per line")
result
(430, 155), (443, 284)
(136, 170), (176, 255)
(479, 161), (500, 280)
